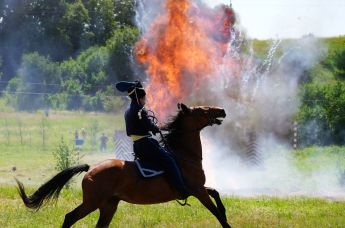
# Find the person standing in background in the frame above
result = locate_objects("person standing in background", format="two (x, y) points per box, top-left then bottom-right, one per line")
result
(100, 133), (109, 152)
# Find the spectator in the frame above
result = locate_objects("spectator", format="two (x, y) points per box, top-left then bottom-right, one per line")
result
(74, 129), (79, 140)
(100, 133), (109, 152)
(74, 129), (82, 150)
(81, 128), (87, 140)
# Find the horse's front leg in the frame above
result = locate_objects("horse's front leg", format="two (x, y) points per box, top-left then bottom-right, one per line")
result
(194, 187), (231, 228)
(206, 187), (227, 221)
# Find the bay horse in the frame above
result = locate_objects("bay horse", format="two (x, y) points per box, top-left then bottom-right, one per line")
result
(16, 103), (230, 228)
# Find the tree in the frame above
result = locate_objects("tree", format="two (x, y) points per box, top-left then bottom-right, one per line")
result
(298, 81), (345, 146)
(83, 0), (118, 44)
(106, 26), (139, 82)
(0, 0), (40, 88)
(114, 0), (136, 26)
(334, 49), (345, 79)
(74, 46), (110, 95)
(27, 0), (72, 60)
(15, 52), (62, 110)
(63, 0), (89, 52)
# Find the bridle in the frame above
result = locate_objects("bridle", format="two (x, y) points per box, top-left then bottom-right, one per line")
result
(148, 109), (220, 132)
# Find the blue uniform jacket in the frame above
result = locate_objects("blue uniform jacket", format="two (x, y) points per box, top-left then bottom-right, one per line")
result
(125, 101), (159, 136)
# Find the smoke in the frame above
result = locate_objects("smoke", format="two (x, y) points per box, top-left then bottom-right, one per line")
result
(135, 0), (166, 34)
(200, 35), (344, 198)
(135, 0), (345, 198)
(203, 132), (345, 198)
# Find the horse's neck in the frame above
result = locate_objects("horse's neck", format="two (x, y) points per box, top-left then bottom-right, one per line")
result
(175, 131), (203, 162)
(175, 132), (206, 185)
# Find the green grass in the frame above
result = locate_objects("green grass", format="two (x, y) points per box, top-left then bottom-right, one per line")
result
(293, 146), (345, 172)
(0, 110), (123, 185)
(1, 185), (345, 227)
(0, 110), (124, 150)
(251, 36), (345, 60)
(322, 36), (345, 54)
(1, 110), (345, 227)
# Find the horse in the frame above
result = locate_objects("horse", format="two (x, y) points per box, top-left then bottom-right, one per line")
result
(15, 103), (231, 228)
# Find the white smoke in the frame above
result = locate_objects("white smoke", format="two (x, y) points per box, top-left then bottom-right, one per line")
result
(199, 35), (345, 198)
(203, 132), (345, 198)
(135, 0), (345, 198)
(135, 0), (166, 34)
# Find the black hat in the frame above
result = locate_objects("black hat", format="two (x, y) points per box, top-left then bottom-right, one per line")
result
(115, 80), (146, 102)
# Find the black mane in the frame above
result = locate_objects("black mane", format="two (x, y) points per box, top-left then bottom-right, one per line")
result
(160, 110), (183, 149)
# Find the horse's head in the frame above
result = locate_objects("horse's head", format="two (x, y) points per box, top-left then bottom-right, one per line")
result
(177, 103), (226, 131)
(161, 103), (226, 151)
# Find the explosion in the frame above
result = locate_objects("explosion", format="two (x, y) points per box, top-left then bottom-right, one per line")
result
(133, 0), (343, 199)
(135, 0), (237, 120)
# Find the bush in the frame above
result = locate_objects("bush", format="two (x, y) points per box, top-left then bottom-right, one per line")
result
(82, 91), (105, 111)
(88, 120), (100, 148)
(103, 96), (125, 112)
(298, 81), (345, 146)
(12, 53), (62, 111)
(53, 137), (78, 188)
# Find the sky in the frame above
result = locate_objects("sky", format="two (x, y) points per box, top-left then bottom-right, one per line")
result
(205, 0), (345, 39)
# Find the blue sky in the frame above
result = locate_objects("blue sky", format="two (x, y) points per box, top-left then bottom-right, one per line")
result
(205, 0), (345, 39)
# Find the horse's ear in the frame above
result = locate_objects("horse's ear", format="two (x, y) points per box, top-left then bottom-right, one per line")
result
(177, 103), (181, 110)
(180, 103), (190, 113)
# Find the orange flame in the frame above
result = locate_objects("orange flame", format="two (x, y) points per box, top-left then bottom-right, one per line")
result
(135, 0), (236, 120)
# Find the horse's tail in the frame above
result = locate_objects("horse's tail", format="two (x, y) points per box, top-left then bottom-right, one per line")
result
(15, 164), (90, 211)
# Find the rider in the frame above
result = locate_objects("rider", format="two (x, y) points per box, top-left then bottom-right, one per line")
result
(115, 80), (190, 199)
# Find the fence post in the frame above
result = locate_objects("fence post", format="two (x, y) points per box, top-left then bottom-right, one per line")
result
(293, 121), (298, 149)
(113, 130), (133, 161)
(17, 117), (23, 145)
(41, 116), (46, 149)
(4, 118), (10, 145)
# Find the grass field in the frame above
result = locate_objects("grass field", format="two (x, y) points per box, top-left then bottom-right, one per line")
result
(1, 110), (345, 227)
(0, 109), (123, 185)
(1, 184), (345, 227)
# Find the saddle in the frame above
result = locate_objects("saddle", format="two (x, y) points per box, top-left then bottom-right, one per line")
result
(134, 159), (164, 178)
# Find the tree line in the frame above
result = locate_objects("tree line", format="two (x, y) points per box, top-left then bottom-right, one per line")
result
(0, 0), (138, 111)
(298, 40), (345, 146)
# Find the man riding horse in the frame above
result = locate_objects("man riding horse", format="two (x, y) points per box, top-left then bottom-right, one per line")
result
(16, 81), (230, 227)
(115, 80), (191, 199)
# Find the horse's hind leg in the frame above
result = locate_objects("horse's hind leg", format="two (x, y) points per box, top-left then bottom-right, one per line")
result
(96, 197), (120, 228)
(195, 187), (231, 228)
(62, 203), (96, 228)
(206, 187), (227, 220)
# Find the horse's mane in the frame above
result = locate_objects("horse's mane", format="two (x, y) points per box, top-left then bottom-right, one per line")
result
(160, 110), (183, 150)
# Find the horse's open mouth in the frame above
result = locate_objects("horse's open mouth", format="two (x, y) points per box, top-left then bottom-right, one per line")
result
(212, 109), (226, 125)
(214, 118), (224, 125)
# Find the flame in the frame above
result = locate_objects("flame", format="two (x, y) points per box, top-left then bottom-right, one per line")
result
(135, 0), (236, 120)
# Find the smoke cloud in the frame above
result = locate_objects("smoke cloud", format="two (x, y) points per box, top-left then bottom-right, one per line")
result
(199, 34), (343, 198)
(135, 0), (344, 198)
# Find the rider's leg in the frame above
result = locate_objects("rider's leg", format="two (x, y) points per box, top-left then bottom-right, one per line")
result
(134, 137), (191, 198)
(149, 139), (191, 198)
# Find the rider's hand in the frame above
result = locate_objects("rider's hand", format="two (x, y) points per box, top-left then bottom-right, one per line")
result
(152, 125), (160, 135)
